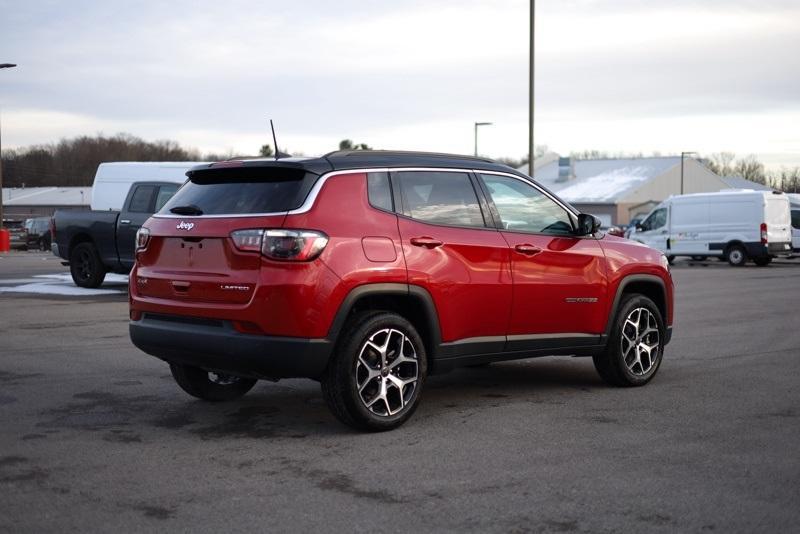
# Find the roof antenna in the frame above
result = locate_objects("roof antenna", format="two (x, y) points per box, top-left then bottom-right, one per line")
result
(270, 119), (280, 160)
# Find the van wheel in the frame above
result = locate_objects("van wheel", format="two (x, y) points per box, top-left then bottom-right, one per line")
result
(666, 255), (675, 265)
(593, 294), (665, 387)
(321, 312), (427, 431)
(753, 256), (772, 266)
(725, 244), (748, 267)
(169, 363), (257, 401)
(69, 242), (107, 287)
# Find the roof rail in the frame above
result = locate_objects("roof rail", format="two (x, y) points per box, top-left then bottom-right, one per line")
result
(322, 149), (496, 164)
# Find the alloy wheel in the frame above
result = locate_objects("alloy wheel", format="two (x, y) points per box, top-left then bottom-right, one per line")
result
(620, 307), (661, 376)
(355, 328), (419, 416)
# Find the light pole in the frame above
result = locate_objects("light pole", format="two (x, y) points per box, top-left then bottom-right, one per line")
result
(528, 0), (535, 174)
(474, 122), (492, 157)
(680, 151), (697, 195)
(0, 63), (17, 233)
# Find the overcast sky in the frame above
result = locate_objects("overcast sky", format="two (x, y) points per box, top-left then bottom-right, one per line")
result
(1, 0), (799, 168)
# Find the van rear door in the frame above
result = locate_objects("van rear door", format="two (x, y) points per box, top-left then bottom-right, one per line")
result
(764, 194), (792, 248)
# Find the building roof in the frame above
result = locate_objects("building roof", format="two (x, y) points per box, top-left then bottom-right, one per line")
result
(718, 176), (773, 191)
(520, 156), (682, 204)
(2, 187), (91, 206)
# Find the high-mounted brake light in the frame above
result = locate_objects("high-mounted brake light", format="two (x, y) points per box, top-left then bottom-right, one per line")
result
(135, 227), (151, 250)
(760, 222), (768, 245)
(230, 228), (328, 261)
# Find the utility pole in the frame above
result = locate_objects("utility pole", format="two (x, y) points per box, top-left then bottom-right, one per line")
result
(0, 63), (18, 232)
(474, 122), (492, 157)
(528, 0), (535, 175)
(681, 151), (697, 195)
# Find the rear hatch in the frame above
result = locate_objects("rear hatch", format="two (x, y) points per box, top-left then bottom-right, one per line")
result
(765, 193), (792, 244)
(134, 163), (319, 305)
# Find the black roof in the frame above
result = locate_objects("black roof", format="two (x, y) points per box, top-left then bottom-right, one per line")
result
(187, 150), (526, 178)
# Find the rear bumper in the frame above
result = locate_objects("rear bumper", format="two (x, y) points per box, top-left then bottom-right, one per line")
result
(743, 241), (792, 258)
(130, 313), (332, 380)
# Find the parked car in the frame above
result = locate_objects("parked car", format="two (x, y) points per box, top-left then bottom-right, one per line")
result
(52, 162), (198, 287)
(24, 217), (51, 251)
(629, 190), (792, 266)
(2, 219), (28, 250)
(601, 225), (626, 237)
(129, 151), (674, 431)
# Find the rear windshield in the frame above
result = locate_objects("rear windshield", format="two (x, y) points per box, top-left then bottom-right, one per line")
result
(160, 167), (315, 216)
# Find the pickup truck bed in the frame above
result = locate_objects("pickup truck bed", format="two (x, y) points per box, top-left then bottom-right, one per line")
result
(53, 181), (179, 287)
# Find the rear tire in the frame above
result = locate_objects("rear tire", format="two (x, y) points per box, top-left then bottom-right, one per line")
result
(321, 311), (427, 432)
(725, 244), (748, 267)
(593, 294), (665, 387)
(169, 363), (257, 401)
(69, 242), (106, 288)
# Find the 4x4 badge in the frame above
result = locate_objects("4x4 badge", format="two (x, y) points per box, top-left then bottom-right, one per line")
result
(176, 221), (194, 231)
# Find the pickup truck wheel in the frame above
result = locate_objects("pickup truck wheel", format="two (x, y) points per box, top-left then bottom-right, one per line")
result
(69, 242), (107, 288)
(321, 311), (427, 432)
(169, 363), (257, 402)
(593, 294), (665, 387)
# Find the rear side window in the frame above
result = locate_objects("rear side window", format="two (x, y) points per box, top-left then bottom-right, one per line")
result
(394, 171), (485, 228)
(160, 167), (311, 215)
(128, 185), (157, 213)
(792, 210), (800, 230)
(367, 172), (393, 212)
(154, 184), (179, 212)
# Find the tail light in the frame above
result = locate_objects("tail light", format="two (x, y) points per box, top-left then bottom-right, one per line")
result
(760, 222), (768, 245)
(135, 227), (151, 250)
(230, 228), (328, 261)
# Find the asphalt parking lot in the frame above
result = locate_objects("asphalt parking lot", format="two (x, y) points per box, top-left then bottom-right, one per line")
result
(1, 251), (799, 533)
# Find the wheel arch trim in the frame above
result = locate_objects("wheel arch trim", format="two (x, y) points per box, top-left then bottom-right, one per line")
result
(326, 283), (442, 356)
(605, 274), (669, 339)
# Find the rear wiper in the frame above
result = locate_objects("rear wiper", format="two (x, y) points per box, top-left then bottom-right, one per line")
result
(169, 205), (204, 216)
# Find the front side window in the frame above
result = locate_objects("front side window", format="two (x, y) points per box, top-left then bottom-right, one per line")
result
(394, 171), (485, 228)
(641, 208), (667, 231)
(480, 174), (574, 235)
(128, 185), (156, 213)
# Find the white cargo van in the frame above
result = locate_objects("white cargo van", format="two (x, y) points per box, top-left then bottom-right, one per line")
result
(629, 190), (793, 266)
(90, 162), (204, 211)
(789, 194), (800, 255)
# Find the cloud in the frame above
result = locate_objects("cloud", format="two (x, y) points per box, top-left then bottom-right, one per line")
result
(1, 0), (799, 169)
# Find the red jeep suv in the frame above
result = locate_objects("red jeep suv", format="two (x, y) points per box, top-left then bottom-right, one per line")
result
(129, 151), (674, 431)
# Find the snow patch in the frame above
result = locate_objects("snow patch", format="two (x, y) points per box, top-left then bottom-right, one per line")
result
(0, 273), (128, 296)
(554, 167), (653, 202)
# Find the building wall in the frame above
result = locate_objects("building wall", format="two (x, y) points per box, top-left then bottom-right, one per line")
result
(3, 205), (89, 219)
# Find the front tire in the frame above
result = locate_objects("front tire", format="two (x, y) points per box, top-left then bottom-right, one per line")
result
(169, 363), (257, 401)
(321, 312), (427, 431)
(69, 242), (106, 288)
(593, 294), (665, 387)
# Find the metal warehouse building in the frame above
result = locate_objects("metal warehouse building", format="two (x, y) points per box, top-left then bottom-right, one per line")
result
(520, 156), (749, 225)
(2, 187), (91, 218)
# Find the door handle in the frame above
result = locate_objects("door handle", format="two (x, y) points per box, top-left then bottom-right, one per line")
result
(660, 230), (668, 234)
(120, 219), (131, 225)
(410, 236), (443, 249)
(514, 244), (542, 255)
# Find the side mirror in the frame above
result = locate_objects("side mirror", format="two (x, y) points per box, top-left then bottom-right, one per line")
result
(577, 213), (601, 236)
(635, 224), (643, 232)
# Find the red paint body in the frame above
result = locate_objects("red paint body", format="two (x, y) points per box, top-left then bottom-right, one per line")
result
(130, 171), (673, 344)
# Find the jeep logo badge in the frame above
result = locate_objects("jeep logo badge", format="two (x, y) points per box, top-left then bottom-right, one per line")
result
(176, 221), (195, 231)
